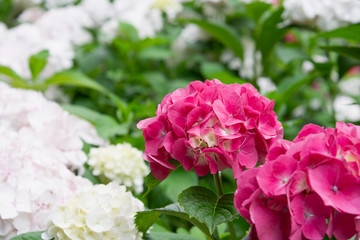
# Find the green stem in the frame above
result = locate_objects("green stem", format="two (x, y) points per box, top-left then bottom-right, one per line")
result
(213, 172), (237, 240)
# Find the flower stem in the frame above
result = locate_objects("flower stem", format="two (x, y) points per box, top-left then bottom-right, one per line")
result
(213, 172), (237, 240)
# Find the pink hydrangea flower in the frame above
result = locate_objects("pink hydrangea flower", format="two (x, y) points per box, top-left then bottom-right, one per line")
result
(234, 122), (360, 240)
(137, 79), (283, 180)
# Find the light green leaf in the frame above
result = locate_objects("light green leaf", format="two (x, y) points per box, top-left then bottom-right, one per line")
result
(0, 65), (27, 88)
(29, 50), (49, 80)
(10, 231), (43, 240)
(178, 186), (239, 234)
(317, 23), (360, 42)
(44, 70), (109, 94)
(321, 46), (360, 61)
(135, 203), (212, 239)
(185, 19), (243, 59)
(61, 104), (128, 139)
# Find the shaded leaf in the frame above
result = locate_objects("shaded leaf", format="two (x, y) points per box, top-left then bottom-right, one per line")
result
(321, 45), (360, 61)
(178, 186), (239, 233)
(143, 159), (181, 197)
(256, 7), (287, 63)
(135, 203), (212, 238)
(185, 19), (243, 59)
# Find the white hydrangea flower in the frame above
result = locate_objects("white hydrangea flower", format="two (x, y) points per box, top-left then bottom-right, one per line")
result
(41, 182), (144, 240)
(0, 130), (91, 240)
(18, 7), (45, 23)
(88, 143), (149, 194)
(35, 6), (93, 46)
(283, 0), (360, 31)
(256, 77), (276, 94)
(0, 23), (74, 79)
(0, 83), (105, 171)
(100, 0), (163, 40)
(80, 0), (115, 26)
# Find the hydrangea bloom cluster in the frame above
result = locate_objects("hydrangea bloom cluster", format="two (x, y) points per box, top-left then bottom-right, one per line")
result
(283, 0), (360, 31)
(41, 182), (144, 240)
(234, 122), (360, 240)
(0, 130), (91, 240)
(88, 143), (150, 194)
(137, 79), (283, 180)
(0, 82), (105, 171)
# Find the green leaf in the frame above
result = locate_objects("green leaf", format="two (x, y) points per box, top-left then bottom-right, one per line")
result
(61, 104), (128, 139)
(142, 71), (169, 98)
(138, 46), (173, 60)
(338, 55), (359, 79)
(160, 168), (198, 202)
(185, 19), (243, 59)
(0, 65), (27, 88)
(145, 232), (199, 240)
(321, 46), (360, 61)
(317, 23), (360, 42)
(143, 159), (181, 197)
(10, 231), (43, 240)
(29, 50), (50, 80)
(44, 70), (109, 94)
(118, 22), (140, 42)
(245, 1), (272, 23)
(135, 203), (212, 239)
(256, 7), (287, 63)
(178, 186), (239, 233)
(82, 165), (101, 184)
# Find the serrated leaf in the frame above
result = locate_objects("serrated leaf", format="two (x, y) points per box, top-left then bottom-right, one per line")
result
(29, 50), (49, 80)
(135, 203), (212, 238)
(184, 19), (243, 59)
(61, 104), (128, 139)
(321, 46), (360, 61)
(178, 186), (239, 233)
(44, 70), (109, 94)
(317, 23), (360, 42)
(10, 231), (43, 240)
